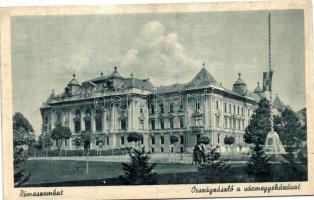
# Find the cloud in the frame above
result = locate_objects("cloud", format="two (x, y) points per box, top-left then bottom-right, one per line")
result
(119, 20), (202, 86)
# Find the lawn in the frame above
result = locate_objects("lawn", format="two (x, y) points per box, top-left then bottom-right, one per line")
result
(21, 160), (307, 187)
(23, 160), (198, 185)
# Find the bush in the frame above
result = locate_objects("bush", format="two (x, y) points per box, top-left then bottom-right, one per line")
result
(198, 146), (230, 182)
(119, 147), (156, 185)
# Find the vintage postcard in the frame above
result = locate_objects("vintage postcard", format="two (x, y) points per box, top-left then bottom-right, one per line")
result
(1, 0), (313, 199)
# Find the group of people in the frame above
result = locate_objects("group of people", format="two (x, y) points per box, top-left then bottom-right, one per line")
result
(192, 142), (206, 164)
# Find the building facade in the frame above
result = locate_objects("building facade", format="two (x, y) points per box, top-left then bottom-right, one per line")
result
(40, 65), (275, 154)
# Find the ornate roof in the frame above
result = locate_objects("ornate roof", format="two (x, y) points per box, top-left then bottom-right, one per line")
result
(109, 66), (122, 78)
(232, 73), (248, 96)
(68, 74), (80, 86)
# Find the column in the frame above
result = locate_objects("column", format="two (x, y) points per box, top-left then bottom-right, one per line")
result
(81, 110), (85, 131)
(51, 110), (55, 129)
(102, 110), (106, 133)
(91, 109), (96, 133)
(69, 110), (73, 133)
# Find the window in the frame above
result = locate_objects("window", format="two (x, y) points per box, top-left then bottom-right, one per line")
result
(56, 111), (62, 124)
(229, 104), (232, 113)
(160, 135), (164, 144)
(224, 103), (227, 112)
(241, 107), (244, 116)
(180, 135), (184, 144)
(120, 118), (127, 130)
(242, 120), (245, 130)
(268, 138), (273, 145)
(170, 118), (174, 129)
(151, 105), (155, 114)
(74, 120), (81, 133)
(216, 100), (219, 110)
(106, 137), (109, 145)
(151, 147), (155, 153)
(195, 116), (202, 126)
(151, 119), (155, 130)
(95, 111), (102, 131)
(120, 136), (125, 145)
(215, 115), (220, 128)
(85, 120), (91, 131)
(217, 133), (220, 144)
(233, 118), (236, 129)
(180, 147), (184, 153)
(140, 108), (143, 114)
(237, 106), (240, 115)
(151, 136), (155, 145)
(224, 116), (228, 128)
(160, 119), (164, 129)
(161, 147), (164, 152)
(233, 105), (236, 114)
(229, 118), (232, 129)
(139, 119), (144, 130)
(179, 117), (184, 128)
(195, 101), (200, 110)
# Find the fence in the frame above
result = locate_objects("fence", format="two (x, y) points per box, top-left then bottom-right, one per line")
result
(26, 148), (130, 157)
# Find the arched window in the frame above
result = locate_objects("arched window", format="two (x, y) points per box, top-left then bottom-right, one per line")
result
(95, 110), (103, 131)
(74, 110), (81, 133)
(84, 110), (91, 131)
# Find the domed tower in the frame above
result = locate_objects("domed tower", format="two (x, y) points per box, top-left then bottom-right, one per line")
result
(232, 73), (248, 96)
(66, 74), (80, 95)
(253, 82), (266, 98)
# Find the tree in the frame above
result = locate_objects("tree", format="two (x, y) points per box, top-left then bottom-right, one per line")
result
(13, 112), (34, 134)
(13, 112), (35, 186)
(81, 131), (92, 174)
(127, 132), (143, 147)
(274, 107), (304, 150)
(51, 124), (71, 152)
(244, 98), (272, 180)
(38, 134), (53, 157)
(246, 144), (272, 181)
(198, 146), (230, 182)
(200, 136), (210, 145)
(81, 130), (92, 150)
(119, 147), (157, 185)
(224, 136), (235, 153)
(244, 98), (271, 145)
(14, 147), (30, 187)
(274, 107), (307, 179)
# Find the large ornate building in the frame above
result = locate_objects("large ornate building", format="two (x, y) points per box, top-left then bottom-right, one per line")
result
(40, 65), (284, 153)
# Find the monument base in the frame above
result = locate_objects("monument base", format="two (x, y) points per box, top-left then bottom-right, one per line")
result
(264, 131), (286, 155)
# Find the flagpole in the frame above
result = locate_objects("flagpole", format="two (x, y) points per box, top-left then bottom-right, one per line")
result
(268, 13), (274, 133)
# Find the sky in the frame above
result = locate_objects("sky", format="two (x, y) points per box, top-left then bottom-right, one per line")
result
(11, 9), (305, 136)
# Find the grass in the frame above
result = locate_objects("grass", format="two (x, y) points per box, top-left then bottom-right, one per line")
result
(23, 160), (198, 185)
(21, 160), (307, 187)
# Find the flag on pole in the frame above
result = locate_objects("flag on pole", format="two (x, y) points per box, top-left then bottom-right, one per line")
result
(263, 71), (273, 91)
